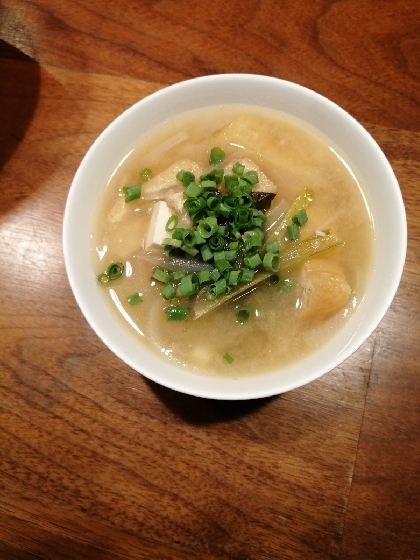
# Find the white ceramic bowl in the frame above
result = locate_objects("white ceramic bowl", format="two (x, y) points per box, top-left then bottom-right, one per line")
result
(63, 74), (406, 400)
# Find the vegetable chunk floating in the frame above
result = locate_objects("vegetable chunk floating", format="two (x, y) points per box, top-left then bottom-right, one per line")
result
(91, 104), (374, 377)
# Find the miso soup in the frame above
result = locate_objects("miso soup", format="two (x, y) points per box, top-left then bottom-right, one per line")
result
(91, 105), (374, 377)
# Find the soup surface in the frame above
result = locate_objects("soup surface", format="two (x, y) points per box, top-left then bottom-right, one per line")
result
(91, 105), (374, 377)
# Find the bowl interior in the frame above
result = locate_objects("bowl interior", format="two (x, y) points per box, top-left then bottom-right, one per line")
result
(63, 74), (406, 399)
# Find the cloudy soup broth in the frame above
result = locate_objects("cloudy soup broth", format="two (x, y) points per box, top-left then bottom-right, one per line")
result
(91, 105), (374, 377)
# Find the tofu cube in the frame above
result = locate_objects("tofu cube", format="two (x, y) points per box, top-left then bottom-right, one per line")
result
(145, 201), (173, 251)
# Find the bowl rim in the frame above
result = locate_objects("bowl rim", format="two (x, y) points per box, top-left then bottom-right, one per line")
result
(63, 73), (407, 400)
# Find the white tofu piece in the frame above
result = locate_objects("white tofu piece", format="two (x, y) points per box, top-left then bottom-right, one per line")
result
(145, 201), (173, 251)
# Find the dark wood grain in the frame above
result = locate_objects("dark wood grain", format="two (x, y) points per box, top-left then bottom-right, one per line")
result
(1, 1), (419, 558)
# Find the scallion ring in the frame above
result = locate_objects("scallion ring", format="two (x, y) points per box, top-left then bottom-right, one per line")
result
(107, 262), (124, 280)
(166, 214), (178, 232)
(236, 306), (251, 323)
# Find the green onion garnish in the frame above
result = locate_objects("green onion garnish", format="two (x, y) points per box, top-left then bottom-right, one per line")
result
(287, 223), (300, 240)
(239, 268), (255, 283)
(152, 268), (170, 283)
(127, 293), (143, 306)
(242, 170), (259, 185)
(223, 352), (234, 364)
(161, 283), (176, 300)
(97, 272), (109, 285)
(263, 252), (280, 272)
(139, 168), (153, 181)
(165, 304), (189, 321)
(171, 270), (186, 281)
(185, 182), (203, 198)
(200, 168), (224, 185)
(280, 279), (294, 291)
(293, 208), (308, 226)
(244, 253), (262, 269)
(197, 270), (211, 284)
(166, 214), (178, 232)
(107, 262), (124, 280)
(123, 184), (141, 203)
(162, 237), (182, 248)
(268, 274), (280, 286)
(207, 278), (227, 300)
(209, 147), (225, 165)
(176, 170), (195, 187)
(232, 162), (245, 176)
(197, 217), (218, 239)
(236, 306), (251, 323)
(178, 274), (199, 297)
(265, 240), (279, 254)
(200, 244), (213, 262)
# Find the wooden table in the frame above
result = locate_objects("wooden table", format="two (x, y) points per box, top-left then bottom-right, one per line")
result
(1, 1), (419, 558)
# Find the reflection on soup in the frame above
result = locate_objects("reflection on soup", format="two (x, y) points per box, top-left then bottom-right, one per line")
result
(91, 105), (374, 377)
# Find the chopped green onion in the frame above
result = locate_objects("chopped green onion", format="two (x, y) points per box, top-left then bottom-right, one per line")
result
(152, 268), (170, 283)
(223, 352), (234, 364)
(232, 162), (245, 176)
(161, 283), (176, 300)
(180, 244), (199, 257)
(224, 174), (239, 192)
(184, 182), (203, 198)
(172, 228), (184, 240)
(162, 237), (182, 248)
(263, 252), (280, 272)
(197, 217), (218, 239)
(200, 168), (224, 185)
(266, 187), (313, 245)
(236, 306), (251, 323)
(97, 273), (109, 285)
(209, 268), (221, 281)
(123, 184), (141, 203)
(280, 279), (294, 291)
(178, 274), (199, 297)
(194, 230), (206, 245)
(184, 196), (206, 217)
(227, 270), (241, 285)
(242, 170), (259, 185)
(201, 179), (217, 191)
(197, 270), (211, 284)
(234, 207), (253, 229)
(293, 208), (308, 226)
(127, 292), (143, 306)
(207, 278), (227, 300)
(244, 253), (262, 269)
(181, 229), (196, 247)
(166, 214), (178, 232)
(206, 196), (221, 212)
(165, 304), (189, 321)
(268, 274), (280, 286)
(208, 234), (224, 251)
(200, 244), (213, 262)
(176, 170), (195, 187)
(244, 233), (263, 253)
(107, 262), (124, 280)
(215, 258), (232, 274)
(171, 270), (186, 281)
(265, 240), (279, 254)
(287, 223), (300, 240)
(209, 147), (225, 165)
(239, 268), (255, 283)
(139, 168), (152, 181)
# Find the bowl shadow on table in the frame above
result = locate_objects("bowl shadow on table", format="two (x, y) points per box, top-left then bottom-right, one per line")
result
(0, 38), (40, 212)
(145, 378), (275, 425)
